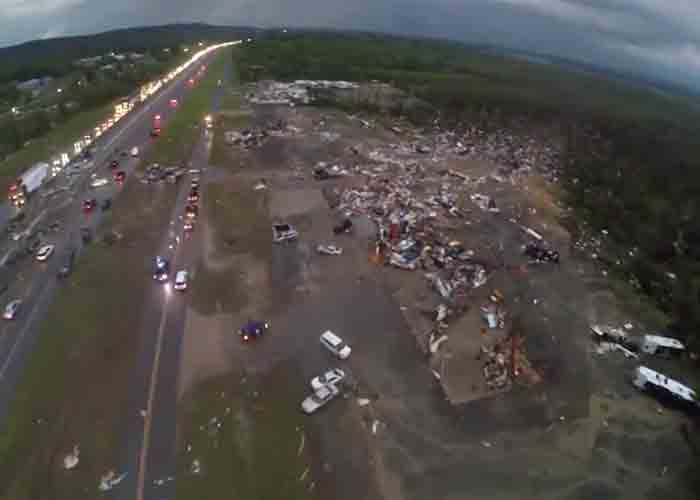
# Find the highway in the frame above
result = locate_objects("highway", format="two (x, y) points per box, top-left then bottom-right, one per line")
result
(115, 57), (230, 500)
(0, 47), (223, 424)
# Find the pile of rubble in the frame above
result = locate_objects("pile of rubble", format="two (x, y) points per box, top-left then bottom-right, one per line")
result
(247, 80), (358, 106)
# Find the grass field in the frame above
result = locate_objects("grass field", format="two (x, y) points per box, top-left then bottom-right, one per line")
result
(176, 364), (318, 500)
(190, 182), (270, 315)
(0, 48), (229, 500)
(0, 104), (114, 192)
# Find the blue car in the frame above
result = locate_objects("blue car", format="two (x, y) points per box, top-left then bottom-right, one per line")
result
(239, 320), (269, 342)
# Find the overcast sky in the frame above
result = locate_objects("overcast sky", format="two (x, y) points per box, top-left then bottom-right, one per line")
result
(2, 0), (700, 89)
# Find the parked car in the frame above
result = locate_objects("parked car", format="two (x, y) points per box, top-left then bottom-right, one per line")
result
(3, 299), (22, 320)
(35, 244), (55, 261)
(301, 384), (340, 414)
(173, 270), (189, 291)
(239, 320), (270, 341)
(113, 171), (126, 183)
(310, 368), (346, 391)
(320, 330), (352, 359)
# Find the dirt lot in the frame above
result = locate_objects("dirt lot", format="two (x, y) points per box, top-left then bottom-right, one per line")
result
(176, 83), (698, 500)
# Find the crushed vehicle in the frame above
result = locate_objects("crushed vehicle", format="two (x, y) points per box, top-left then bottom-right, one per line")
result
(637, 335), (685, 357)
(272, 223), (298, 243)
(310, 368), (346, 391)
(301, 384), (340, 414)
(317, 244), (343, 256)
(238, 320), (270, 341)
(633, 365), (699, 413)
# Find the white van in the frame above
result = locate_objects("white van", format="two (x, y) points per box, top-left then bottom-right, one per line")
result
(320, 330), (351, 359)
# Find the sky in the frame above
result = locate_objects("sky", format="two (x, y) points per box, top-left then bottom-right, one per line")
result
(1, 0), (700, 89)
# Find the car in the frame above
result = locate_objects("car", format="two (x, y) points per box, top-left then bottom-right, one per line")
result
(317, 244), (343, 256)
(188, 191), (200, 203)
(188, 168), (201, 175)
(185, 204), (198, 219)
(82, 199), (97, 213)
(130, 146), (139, 157)
(150, 128), (161, 137)
(238, 320), (270, 341)
(169, 98), (178, 107)
(190, 178), (200, 189)
(173, 270), (189, 291)
(301, 384), (340, 414)
(90, 177), (109, 188)
(109, 160), (119, 169)
(101, 198), (112, 211)
(320, 330), (351, 359)
(184, 221), (195, 232)
(80, 226), (92, 243)
(153, 256), (169, 282)
(58, 250), (75, 278)
(3, 299), (22, 320)
(35, 244), (55, 261)
(120, 150), (128, 158)
(310, 368), (346, 391)
(113, 170), (126, 183)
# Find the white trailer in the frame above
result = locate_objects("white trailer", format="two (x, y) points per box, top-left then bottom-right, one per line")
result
(639, 335), (685, 357)
(9, 162), (49, 207)
(633, 365), (698, 408)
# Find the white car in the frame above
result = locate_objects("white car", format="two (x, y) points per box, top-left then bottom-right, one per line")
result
(320, 330), (352, 360)
(174, 270), (189, 291)
(90, 177), (109, 188)
(317, 244), (343, 256)
(3, 299), (21, 320)
(131, 146), (139, 157)
(310, 368), (346, 391)
(35, 244), (55, 261)
(301, 384), (340, 414)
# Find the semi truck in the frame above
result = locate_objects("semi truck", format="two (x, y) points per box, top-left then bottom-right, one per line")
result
(9, 162), (49, 207)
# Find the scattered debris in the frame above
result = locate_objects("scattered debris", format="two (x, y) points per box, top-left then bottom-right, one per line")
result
(317, 244), (343, 256)
(272, 223), (299, 243)
(99, 470), (127, 491)
(62, 445), (79, 470)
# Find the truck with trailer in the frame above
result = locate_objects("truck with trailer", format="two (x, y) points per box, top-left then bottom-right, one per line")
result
(8, 162), (50, 208)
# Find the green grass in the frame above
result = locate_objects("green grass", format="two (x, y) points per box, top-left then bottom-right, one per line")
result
(190, 182), (269, 315)
(0, 48), (230, 500)
(176, 364), (318, 500)
(0, 104), (113, 191)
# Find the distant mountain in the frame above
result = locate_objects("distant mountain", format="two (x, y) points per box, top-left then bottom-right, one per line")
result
(0, 23), (260, 82)
(485, 47), (700, 100)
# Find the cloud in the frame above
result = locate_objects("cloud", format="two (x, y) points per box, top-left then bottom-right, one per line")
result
(1, 0), (85, 18)
(1, 0), (700, 89)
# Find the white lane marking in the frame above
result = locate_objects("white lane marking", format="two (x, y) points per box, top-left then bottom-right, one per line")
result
(136, 288), (171, 500)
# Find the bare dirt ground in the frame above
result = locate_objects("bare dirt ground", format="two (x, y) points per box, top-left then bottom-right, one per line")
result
(176, 86), (698, 500)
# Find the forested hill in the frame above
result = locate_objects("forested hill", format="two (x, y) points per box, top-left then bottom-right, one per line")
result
(0, 23), (259, 82)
